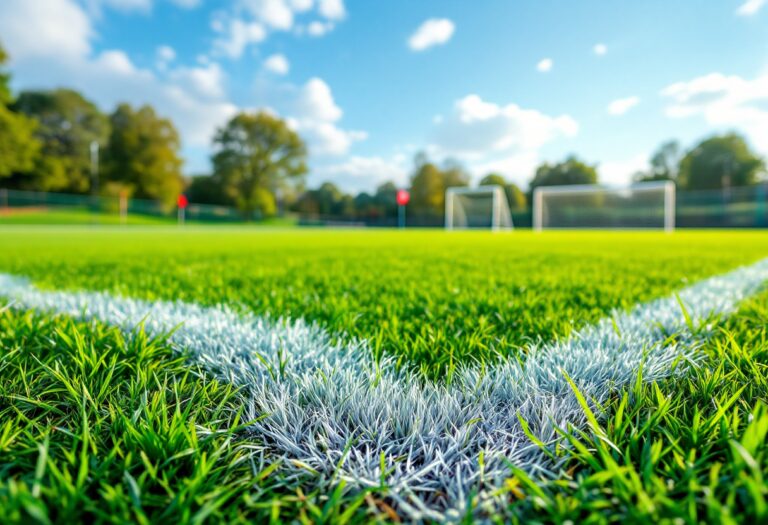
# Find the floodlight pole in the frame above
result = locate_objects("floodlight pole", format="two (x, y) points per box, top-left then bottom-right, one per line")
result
(90, 141), (99, 196)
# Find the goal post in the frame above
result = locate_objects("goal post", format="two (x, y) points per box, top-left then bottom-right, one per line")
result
(445, 185), (514, 230)
(532, 181), (675, 232)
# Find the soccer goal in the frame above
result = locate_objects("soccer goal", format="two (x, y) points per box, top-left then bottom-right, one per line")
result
(533, 181), (675, 231)
(445, 185), (514, 230)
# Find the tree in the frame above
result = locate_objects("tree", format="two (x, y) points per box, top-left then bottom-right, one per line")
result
(374, 181), (398, 216)
(0, 44), (39, 179)
(529, 155), (598, 190)
(103, 104), (183, 209)
(186, 174), (232, 206)
(479, 173), (527, 210)
(12, 89), (109, 192)
(634, 140), (682, 183)
(212, 112), (307, 218)
(678, 133), (764, 191)
(409, 154), (470, 216)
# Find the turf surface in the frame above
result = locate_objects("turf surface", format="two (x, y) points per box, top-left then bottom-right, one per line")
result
(2, 228), (768, 377)
(2, 227), (768, 523)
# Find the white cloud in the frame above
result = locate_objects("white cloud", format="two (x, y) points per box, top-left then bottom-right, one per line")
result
(169, 62), (226, 99)
(661, 71), (768, 153)
(736, 0), (766, 16)
(289, 0), (314, 12)
(212, 17), (267, 58)
(607, 96), (640, 115)
(408, 18), (455, 51)
(314, 156), (408, 191)
(294, 77), (343, 121)
(156, 45), (176, 70)
(241, 0), (295, 30)
(0, 0), (93, 61)
(536, 58), (553, 72)
(212, 0), (343, 58)
(593, 43), (607, 56)
(599, 154), (647, 185)
(307, 20), (334, 36)
(429, 94), (577, 185)
(433, 94), (578, 157)
(318, 0), (345, 20)
(281, 78), (365, 155)
(264, 53), (290, 75)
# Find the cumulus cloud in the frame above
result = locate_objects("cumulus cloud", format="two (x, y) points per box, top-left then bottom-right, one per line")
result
(593, 43), (607, 56)
(264, 53), (290, 75)
(536, 58), (553, 72)
(307, 21), (334, 36)
(433, 94), (578, 156)
(318, 0), (345, 20)
(156, 45), (176, 70)
(429, 94), (578, 185)
(212, 17), (267, 58)
(661, 71), (768, 152)
(736, 0), (766, 16)
(284, 78), (366, 155)
(408, 18), (455, 51)
(0, 0), (93, 61)
(607, 96), (640, 115)
(213, 0), (345, 57)
(599, 154), (648, 185)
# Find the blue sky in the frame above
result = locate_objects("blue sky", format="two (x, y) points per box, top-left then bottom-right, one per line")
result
(1, 0), (767, 191)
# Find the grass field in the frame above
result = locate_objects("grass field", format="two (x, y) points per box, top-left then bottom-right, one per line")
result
(2, 228), (768, 523)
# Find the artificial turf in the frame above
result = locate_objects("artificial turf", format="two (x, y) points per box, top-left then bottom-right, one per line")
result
(2, 227), (768, 523)
(2, 228), (768, 377)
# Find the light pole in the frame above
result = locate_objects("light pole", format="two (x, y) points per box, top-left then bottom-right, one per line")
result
(90, 140), (99, 197)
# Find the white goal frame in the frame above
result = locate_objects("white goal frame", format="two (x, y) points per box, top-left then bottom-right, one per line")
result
(445, 185), (514, 231)
(532, 180), (675, 232)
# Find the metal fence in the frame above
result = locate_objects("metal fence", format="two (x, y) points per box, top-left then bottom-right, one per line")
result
(3, 184), (768, 227)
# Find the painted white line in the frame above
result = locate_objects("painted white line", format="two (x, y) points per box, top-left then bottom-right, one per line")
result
(2, 260), (768, 520)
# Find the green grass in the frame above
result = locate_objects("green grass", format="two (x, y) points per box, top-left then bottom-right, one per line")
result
(505, 288), (768, 524)
(2, 227), (768, 523)
(1, 228), (768, 376)
(0, 309), (375, 524)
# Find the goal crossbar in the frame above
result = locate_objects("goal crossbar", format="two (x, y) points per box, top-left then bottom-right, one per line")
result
(445, 185), (513, 231)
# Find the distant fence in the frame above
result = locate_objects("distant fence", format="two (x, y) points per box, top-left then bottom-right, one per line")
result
(3, 183), (768, 227)
(0, 188), (243, 224)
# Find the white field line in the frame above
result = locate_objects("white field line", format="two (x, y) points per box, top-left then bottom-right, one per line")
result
(2, 260), (768, 520)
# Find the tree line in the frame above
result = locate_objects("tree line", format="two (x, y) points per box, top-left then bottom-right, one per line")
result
(2, 42), (766, 221)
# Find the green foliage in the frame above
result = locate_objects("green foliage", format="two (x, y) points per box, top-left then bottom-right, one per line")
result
(0, 44), (40, 179)
(679, 133), (765, 190)
(633, 140), (682, 183)
(2, 229), (768, 378)
(103, 104), (184, 209)
(11, 89), (109, 193)
(530, 155), (598, 190)
(212, 112), (307, 219)
(410, 155), (470, 216)
(479, 173), (527, 210)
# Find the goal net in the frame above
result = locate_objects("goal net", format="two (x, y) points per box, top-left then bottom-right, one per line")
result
(445, 185), (514, 230)
(533, 181), (675, 231)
